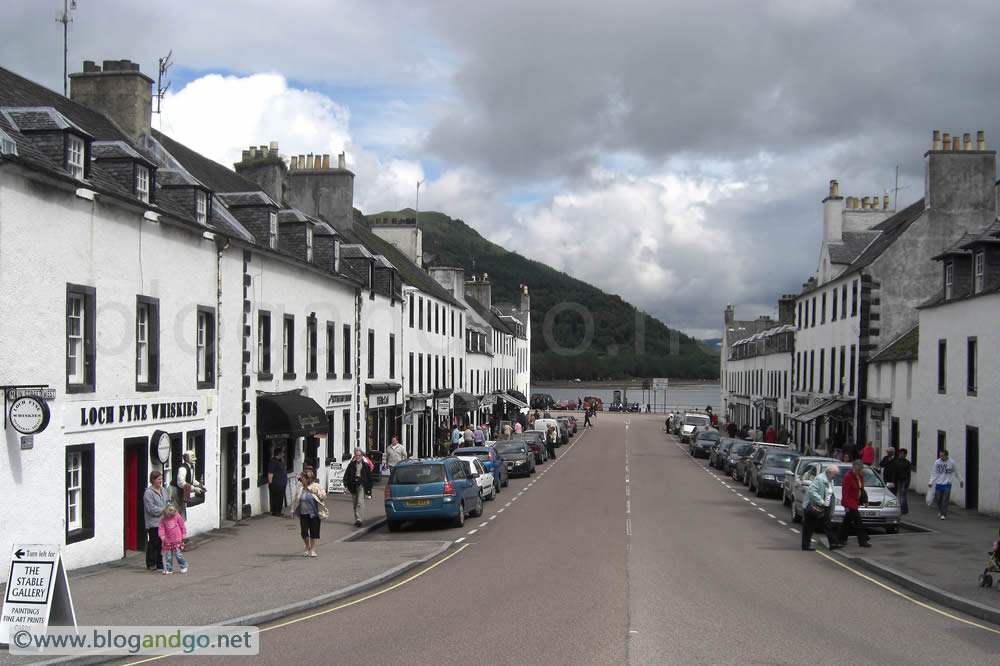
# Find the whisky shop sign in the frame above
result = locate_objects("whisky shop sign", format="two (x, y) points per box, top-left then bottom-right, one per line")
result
(64, 397), (205, 433)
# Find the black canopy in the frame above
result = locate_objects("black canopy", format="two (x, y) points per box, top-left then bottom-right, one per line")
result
(257, 391), (327, 440)
(508, 389), (527, 404)
(453, 391), (480, 412)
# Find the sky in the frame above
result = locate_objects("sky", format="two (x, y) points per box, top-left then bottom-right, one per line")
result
(5, 0), (1000, 339)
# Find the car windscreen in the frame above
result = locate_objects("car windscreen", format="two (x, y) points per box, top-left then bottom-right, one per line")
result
(495, 443), (526, 455)
(391, 465), (446, 484)
(697, 431), (720, 441)
(763, 454), (798, 469)
(458, 453), (492, 463)
(720, 439), (736, 452)
(731, 443), (753, 456)
(685, 415), (710, 426)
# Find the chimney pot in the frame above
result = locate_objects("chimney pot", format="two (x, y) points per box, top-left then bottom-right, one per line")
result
(290, 156), (298, 169)
(829, 179), (840, 197)
(249, 147), (257, 158)
(269, 140), (279, 153)
(977, 130), (985, 150)
(964, 133), (972, 150)
(102, 60), (118, 71)
(862, 196), (870, 209)
(298, 154), (305, 169)
(483, 272), (489, 282)
(322, 154), (330, 169)
(932, 130), (942, 150)
(952, 133), (960, 151)
(942, 133), (951, 150)
(338, 152), (346, 169)
(309, 153), (315, 169)
(241, 149), (250, 162)
(883, 193), (889, 209)
(82, 60), (99, 73)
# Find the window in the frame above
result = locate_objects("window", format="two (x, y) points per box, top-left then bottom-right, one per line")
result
(459, 358), (463, 389)
(967, 337), (977, 395)
(797, 302), (802, 329)
(282, 314), (295, 379)
(937, 339), (947, 394)
(851, 280), (858, 316)
(831, 288), (838, 321)
(829, 346), (835, 393)
(342, 410), (351, 458)
(842, 284), (847, 317)
(66, 134), (85, 178)
(809, 350), (815, 392)
(367, 329), (375, 379)
(306, 225), (314, 262)
(136, 296), (159, 391)
(258, 311), (272, 377)
(389, 334), (396, 379)
(811, 297), (816, 327)
(268, 212), (278, 249)
(135, 164), (150, 202)
(937, 430), (946, 456)
(408, 352), (414, 393)
(409, 294), (415, 328)
(459, 314), (462, 339)
(306, 316), (317, 379)
(944, 263), (954, 299)
(65, 444), (94, 543)
(418, 353), (424, 392)
(418, 298), (423, 330)
(342, 325), (352, 378)
(974, 252), (984, 294)
(849, 345), (856, 395)
(451, 310), (455, 336)
(821, 293), (826, 324)
(839, 346), (846, 394)
(66, 284), (96, 392)
(435, 304), (440, 334)
(196, 307), (216, 388)
(195, 190), (208, 225)
(326, 321), (336, 378)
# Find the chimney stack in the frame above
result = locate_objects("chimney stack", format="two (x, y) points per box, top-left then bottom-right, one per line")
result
(829, 179), (839, 197)
(883, 193), (889, 209)
(269, 140), (279, 157)
(823, 177), (844, 243)
(69, 58), (153, 143)
(289, 156), (298, 169)
(964, 133), (972, 151)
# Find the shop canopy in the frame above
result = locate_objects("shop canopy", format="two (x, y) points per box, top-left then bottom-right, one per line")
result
(491, 391), (528, 409)
(257, 391), (327, 440)
(791, 398), (852, 422)
(453, 391), (480, 412)
(366, 382), (402, 395)
(507, 389), (528, 404)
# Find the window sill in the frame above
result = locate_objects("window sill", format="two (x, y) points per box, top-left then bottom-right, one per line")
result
(257, 372), (273, 381)
(306, 372), (318, 380)
(343, 373), (353, 379)
(327, 372), (337, 380)
(136, 382), (159, 392)
(197, 380), (215, 390)
(66, 527), (94, 545)
(967, 389), (977, 397)
(283, 372), (297, 380)
(66, 383), (95, 394)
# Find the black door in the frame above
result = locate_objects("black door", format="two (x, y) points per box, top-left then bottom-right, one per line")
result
(221, 427), (238, 522)
(965, 427), (979, 510)
(890, 417), (900, 450)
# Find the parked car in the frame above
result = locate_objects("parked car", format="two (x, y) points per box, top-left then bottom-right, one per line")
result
(555, 418), (571, 445)
(460, 457), (496, 501)
(553, 400), (577, 410)
(782, 456), (839, 506)
(748, 450), (800, 497)
(384, 458), (483, 531)
(583, 396), (603, 411)
(532, 419), (561, 447)
(789, 462), (901, 533)
(709, 438), (738, 469)
(679, 412), (712, 443)
(725, 441), (756, 478)
(513, 432), (547, 464)
(689, 429), (720, 458)
(453, 445), (509, 489)
(566, 415), (578, 434)
(530, 393), (555, 410)
(495, 440), (536, 477)
(741, 443), (791, 487)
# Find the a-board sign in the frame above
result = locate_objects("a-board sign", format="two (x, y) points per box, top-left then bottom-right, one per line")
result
(0, 544), (77, 645)
(327, 462), (345, 494)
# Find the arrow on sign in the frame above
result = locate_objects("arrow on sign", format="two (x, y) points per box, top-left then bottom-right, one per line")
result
(14, 549), (25, 559)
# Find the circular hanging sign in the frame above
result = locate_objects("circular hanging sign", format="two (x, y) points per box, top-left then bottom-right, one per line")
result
(151, 430), (171, 464)
(9, 396), (50, 435)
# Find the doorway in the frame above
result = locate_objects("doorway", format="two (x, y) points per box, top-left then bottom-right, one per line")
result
(220, 427), (238, 522)
(965, 427), (979, 510)
(123, 437), (148, 552)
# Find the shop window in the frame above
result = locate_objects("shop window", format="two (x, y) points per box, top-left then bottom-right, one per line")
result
(342, 410), (351, 459)
(65, 444), (94, 544)
(196, 306), (216, 388)
(283, 314), (295, 379)
(186, 430), (206, 481)
(326, 413), (336, 461)
(136, 296), (159, 391)
(66, 283), (96, 393)
(258, 311), (272, 378)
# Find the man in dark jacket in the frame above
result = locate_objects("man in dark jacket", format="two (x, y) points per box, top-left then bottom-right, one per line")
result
(267, 447), (288, 516)
(343, 448), (373, 527)
(894, 449), (913, 514)
(837, 460), (871, 547)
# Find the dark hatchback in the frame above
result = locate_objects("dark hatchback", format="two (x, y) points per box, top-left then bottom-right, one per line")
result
(512, 432), (547, 464)
(453, 446), (509, 487)
(749, 450), (800, 497)
(709, 438), (738, 469)
(495, 440), (535, 477)
(726, 441), (756, 478)
(690, 429), (720, 458)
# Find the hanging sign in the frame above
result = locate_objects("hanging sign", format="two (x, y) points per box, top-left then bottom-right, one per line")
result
(8, 396), (50, 435)
(0, 544), (77, 645)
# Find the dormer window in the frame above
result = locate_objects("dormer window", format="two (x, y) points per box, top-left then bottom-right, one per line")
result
(135, 165), (150, 203)
(268, 212), (278, 249)
(944, 262), (954, 299)
(974, 251), (984, 294)
(306, 225), (314, 262)
(334, 239), (341, 273)
(67, 134), (85, 179)
(195, 190), (208, 225)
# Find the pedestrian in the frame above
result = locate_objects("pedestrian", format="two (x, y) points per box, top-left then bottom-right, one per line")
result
(878, 447), (895, 472)
(577, 397), (583, 410)
(546, 425), (557, 460)
(928, 449), (964, 520)
(801, 464), (843, 551)
(157, 503), (188, 574)
(290, 469), (327, 557)
(837, 460), (871, 547)
(143, 471), (169, 571)
(583, 409), (592, 428)
(343, 448), (373, 527)
(267, 447), (288, 516)
(843, 438), (857, 462)
(474, 423), (486, 444)
(501, 422), (512, 440)
(881, 447), (897, 494)
(894, 449), (912, 514)
(776, 424), (789, 445)
(765, 425), (776, 443)
(451, 424), (461, 450)
(860, 441), (875, 465)
(727, 420), (737, 439)
(463, 425), (475, 446)
(385, 436), (407, 472)
(172, 452), (204, 521)
(514, 420), (523, 435)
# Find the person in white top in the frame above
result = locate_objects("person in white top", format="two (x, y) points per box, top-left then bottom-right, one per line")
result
(927, 449), (964, 520)
(385, 437), (408, 471)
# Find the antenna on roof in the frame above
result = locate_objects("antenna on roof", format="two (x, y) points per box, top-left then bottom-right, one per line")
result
(154, 50), (173, 126)
(57, 0), (77, 97)
(890, 164), (909, 210)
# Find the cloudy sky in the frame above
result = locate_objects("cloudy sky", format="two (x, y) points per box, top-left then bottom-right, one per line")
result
(6, 0), (1000, 339)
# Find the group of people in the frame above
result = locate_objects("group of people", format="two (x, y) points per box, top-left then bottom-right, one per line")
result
(142, 452), (205, 574)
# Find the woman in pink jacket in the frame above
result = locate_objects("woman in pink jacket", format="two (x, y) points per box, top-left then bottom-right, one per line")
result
(158, 504), (188, 574)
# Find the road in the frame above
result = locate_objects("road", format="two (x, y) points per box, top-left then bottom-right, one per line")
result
(139, 414), (1000, 665)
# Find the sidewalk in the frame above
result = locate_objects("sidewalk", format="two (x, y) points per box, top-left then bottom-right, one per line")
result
(0, 493), (448, 665)
(831, 488), (1000, 625)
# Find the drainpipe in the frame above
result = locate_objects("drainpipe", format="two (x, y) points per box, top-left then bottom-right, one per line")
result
(355, 287), (363, 455)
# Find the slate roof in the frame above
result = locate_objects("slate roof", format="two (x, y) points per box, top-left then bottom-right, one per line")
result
(91, 140), (154, 165)
(827, 230), (879, 264)
(931, 232), (977, 260)
(869, 325), (919, 363)
(466, 296), (514, 335)
(1, 107), (89, 135)
(724, 318), (778, 346)
(218, 191), (277, 207)
(960, 218), (1000, 249)
(151, 129), (263, 195)
(847, 199), (927, 272)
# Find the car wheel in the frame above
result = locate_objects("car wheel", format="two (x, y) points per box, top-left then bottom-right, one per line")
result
(782, 489), (791, 506)
(471, 494), (484, 517)
(493, 479), (500, 498)
(790, 502), (801, 523)
(452, 502), (465, 528)
(755, 482), (764, 498)
(387, 520), (401, 532)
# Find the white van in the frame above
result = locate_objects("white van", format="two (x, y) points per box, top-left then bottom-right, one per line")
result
(679, 412), (712, 443)
(532, 418), (560, 444)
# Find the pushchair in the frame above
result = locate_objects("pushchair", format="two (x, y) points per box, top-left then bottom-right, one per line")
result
(977, 534), (1000, 588)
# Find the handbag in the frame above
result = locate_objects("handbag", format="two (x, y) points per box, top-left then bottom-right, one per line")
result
(859, 489), (869, 506)
(805, 503), (826, 519)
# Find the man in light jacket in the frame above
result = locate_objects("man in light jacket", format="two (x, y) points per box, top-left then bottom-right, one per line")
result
(801, 464), (842, 551)
(928, 449), (964, 520)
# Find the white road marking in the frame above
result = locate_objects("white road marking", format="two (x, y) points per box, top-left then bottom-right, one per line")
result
(757, 507), (766, 512)
(626, 486), (630, 496)
(505, 502), (512, 507)
(489, 515), (497, 520)
(767, 514), (776, 519)
(479, 522), (488, 527)
(498, 508), (505, 513)
(777, 520), (787, 525)
(790, 528), (800, 534)
(626, 500), (631, 514)
(626, 519), (632, 536)
(455, 537), (466, 543)
(468, 529), (478, 535)
(750, 502), (757, 506)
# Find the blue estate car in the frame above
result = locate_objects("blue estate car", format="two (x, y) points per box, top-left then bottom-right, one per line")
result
(453, 446), (509, 488)
(384, 458), (483, 532)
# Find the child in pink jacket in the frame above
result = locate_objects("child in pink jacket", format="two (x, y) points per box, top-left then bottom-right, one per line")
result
(158, 504), (188, 574)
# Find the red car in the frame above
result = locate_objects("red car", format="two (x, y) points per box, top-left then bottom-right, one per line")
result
(566, 416), (578, 433)
(553, 400), (577, 410)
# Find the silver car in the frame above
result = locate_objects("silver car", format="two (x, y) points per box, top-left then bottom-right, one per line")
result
(782, 456), (840, 506)
(789, 462), (901, 533)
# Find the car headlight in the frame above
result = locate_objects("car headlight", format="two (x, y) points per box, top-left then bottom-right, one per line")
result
(883, 497), (899, 507)
(762, 474), (775, 481)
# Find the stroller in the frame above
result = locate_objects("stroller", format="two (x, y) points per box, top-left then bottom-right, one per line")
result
(977, 530), (1000, 588)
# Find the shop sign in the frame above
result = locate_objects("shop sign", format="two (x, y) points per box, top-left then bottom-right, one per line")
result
(8, 396), (50, 435)
(370, 393), (396, 407)
(326, 392), (352, 408)
(0, 544), (76, 645)
(435, 399), (450, 412)
(6, 388), (56, 401)
(326, 462), (344, 494)
(63, 397), (205, 433)
(870, 407), (885, 421)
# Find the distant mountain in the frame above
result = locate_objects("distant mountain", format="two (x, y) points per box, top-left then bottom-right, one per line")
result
(361, 209), (719, 380)
(701, 338), (723, 352)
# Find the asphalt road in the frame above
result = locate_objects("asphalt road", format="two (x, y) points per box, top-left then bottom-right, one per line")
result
(138, 414), (1000, 665)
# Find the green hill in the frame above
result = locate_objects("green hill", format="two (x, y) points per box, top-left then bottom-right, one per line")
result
(361, 209), (719, 380)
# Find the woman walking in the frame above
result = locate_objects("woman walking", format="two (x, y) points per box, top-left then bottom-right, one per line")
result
(143, 471), (170, 571)
(801, 464), (842, 551)
(289, 469), (327, 557)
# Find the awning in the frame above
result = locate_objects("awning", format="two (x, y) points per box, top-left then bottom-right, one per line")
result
(508, 389), (527, 404)
(365, 382), (402, 394)
(257, 391), (328, 440)
(792, 399), (852, 422)
(493, 392), (528, 409)
(433, 388), (454, 399)
(454, 391), (480, 412)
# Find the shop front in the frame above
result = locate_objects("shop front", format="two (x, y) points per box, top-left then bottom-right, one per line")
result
(365, 382), (402, 458)
(791, 397), (853, 454)
(256, 390), (328, 513)
(326, 390), (353, 464)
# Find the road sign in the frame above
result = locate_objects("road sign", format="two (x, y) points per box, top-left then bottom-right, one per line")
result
(652, 378), (669, 390)
(5, 388), (56, 401)
(0, 544), (77, 645)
